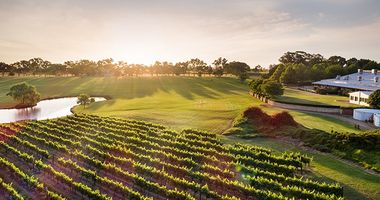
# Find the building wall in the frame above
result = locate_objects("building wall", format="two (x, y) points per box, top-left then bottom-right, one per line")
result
(349, 92), (370, 106)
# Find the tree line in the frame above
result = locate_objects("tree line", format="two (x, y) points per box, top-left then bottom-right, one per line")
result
(250, 51), (380, 97)
(264, 51), (380, 84)
(0, 57), (256, 80)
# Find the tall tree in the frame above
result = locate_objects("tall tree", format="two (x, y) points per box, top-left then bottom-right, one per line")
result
(173, 62), (188, 76)
(213, 57), (228, 77)
(224, 61), (250, 81)
(279, 51), (324, 66)
(97, 58), (115, 76)
(269, 64), (285, 82)
(188, 58), (207, 77)
(0, 62), (11, 76)
(280, 66), (296, 84)
(7, 82), (41, 106)
(327, 56), (346, 66)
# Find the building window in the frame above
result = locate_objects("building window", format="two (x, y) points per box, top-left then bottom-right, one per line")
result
(350, 96), (354, 100)
(355, 97), (358, 101)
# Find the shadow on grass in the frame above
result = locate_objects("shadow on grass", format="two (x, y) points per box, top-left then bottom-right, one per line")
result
(273, 95), (333, 106)
(0, 76), (249, 102)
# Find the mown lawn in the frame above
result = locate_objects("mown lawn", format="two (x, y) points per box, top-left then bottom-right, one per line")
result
(0, 77), (254, 133)
(221, 136), (380, 200)
(248, 97), (360, 133)
(273, 87), (359, 107)
(0, 77), (360, 133)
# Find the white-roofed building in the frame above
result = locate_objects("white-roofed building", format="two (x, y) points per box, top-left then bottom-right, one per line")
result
(349, 91), (372, 106)
(313, 69), (380, 91)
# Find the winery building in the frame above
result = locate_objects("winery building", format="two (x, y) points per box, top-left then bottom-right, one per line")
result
(313, 69), (380, 106)
(313, 69), (380, 91)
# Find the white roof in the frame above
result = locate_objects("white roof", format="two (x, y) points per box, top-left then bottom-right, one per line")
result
(349, 91), (372, 96)
(353, 108), (380, 114)
(313, 70), (380, 91)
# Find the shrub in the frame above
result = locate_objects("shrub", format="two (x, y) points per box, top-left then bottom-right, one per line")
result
(243, 107), (271, 122)
(260, 81), (284, 97)
(243, 107), (297, 128)
(270, 112), (298, 127)
(368, 89), (380, 108)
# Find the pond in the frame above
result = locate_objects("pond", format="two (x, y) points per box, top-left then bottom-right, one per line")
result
(0, 97), (106, 123)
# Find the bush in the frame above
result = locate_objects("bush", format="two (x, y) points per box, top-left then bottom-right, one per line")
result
(315, 87), (338, 95)
(243, 107), (297, 128)
(243, 107), (271, 121)
(368, 89), (380, 108)
(270, 112), (297, 127)
(260, 81), (284, 97)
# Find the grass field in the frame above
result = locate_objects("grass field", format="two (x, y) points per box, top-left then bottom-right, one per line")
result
(273, 87), (358, 107)
(221, 136), (380, 200)
(0, 76), (377, 199)
(247, 97), (360, 133)
(0, 77), (254, 133)
(0, 77), (360, 133)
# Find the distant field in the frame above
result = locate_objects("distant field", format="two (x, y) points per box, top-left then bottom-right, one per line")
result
(273, 87), (358, 108)
(0, 77), (253, 133)
(0, 77), (360, 133)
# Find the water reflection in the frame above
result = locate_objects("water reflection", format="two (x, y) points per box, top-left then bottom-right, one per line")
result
(15, 107), (41, 121)
(0, 97), (106, 123)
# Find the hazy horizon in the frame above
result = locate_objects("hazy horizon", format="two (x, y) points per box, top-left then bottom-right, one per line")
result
(0, 0), (379, 67)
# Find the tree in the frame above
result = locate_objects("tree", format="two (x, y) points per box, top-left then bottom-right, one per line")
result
(249, 78), (264, 94)
(188, 58), (207, 77)
(325, 64), (343, 78)
(212, 67), (224, 77)
(225, 61), (250, 80)
(279, 51), (324, 67)
(213, 57), (228, 77)
(0, 62), (11, 76)
(269, 64), (285, 82)
(292, 63), (309, 82)
(327, 55), (346, 66)
(97, 58), (115, 76)
(6, 82), (41, 106)
(173, 62), (188, 76)
(311, 63), (328, 80)
(253, 65), (263, 72)
(262, 64), (279, 79)
(77, 94), (91, 108)
(261, 81), (284, 97)
(368, 90), (380, 108)
(280, 66), (296, 84)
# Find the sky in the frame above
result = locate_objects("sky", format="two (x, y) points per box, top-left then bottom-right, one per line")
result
(0, 0), (379, 67)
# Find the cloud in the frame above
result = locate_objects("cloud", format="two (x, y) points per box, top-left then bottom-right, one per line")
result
(0, 0), (379, 66)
